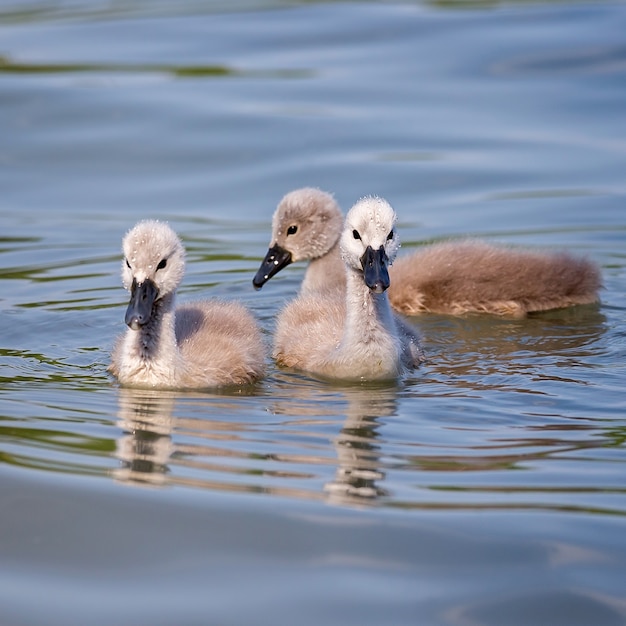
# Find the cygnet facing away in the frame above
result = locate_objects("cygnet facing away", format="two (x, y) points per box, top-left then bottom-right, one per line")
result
(109, 220), (265, 389)
(273, 197), (423, 382)
(253, 188), (602, 317)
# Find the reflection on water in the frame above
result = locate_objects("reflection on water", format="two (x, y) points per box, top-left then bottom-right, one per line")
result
(0, 54), (311, 80)
(268, 381), (400, 505)
(108, 301), (624, 515)
(114, 389), (176, 485)
(113, 387), (270, 491)
(112, 383), (398, 505)
(417, 305), (608, 395)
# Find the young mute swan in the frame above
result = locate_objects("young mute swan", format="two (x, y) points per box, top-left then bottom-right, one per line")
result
(109, 220), (265, 389)
(273, 197), (423, 381)
(253, 188), (602, 317)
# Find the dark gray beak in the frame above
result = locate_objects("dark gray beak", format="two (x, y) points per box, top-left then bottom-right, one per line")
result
(360, 245), (390, 294)
(252, 244), (293, 290)
(125, 278), (159, 330)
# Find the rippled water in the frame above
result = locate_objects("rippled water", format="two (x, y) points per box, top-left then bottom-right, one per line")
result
(1, 1), (626, 624)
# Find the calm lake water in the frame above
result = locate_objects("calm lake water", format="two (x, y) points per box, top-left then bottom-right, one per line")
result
(1, 1), (626, 624)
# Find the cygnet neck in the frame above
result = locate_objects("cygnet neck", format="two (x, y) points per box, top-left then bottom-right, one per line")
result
(345, 267), (397, 333)
(301, 237), (343, 294)
(130, 292), (178, 364)
(337, 266), (402, 379)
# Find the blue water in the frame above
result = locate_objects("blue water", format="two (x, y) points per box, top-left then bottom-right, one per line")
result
(1, 1), (625, 624)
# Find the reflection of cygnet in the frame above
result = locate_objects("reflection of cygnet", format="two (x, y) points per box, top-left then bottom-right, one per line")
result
(109, 220), (265, 389)
(273, 197), (423, 381)
(254, 187), (601, 317)
(323, 386), (397, 505)
(113, 389), (176, 486)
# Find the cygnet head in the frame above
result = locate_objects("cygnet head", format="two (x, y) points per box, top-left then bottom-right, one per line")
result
(253, 188), (343, 289)
(340, 197), (400, 294)
(121, 220), (186, 330)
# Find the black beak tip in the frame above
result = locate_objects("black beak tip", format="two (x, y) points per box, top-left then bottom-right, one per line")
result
(125, 309), (146, 330)
(127, 319), (142, 331)
(253, 245), (292, 290)
(124, 278), (158, 330)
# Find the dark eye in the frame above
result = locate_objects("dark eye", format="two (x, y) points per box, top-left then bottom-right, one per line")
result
(156, 258), (167, 270)
(287, 225), (298, 236)
(387, 230), (394, 241)
(125, 258), (131, 269)
(353, 230), (361, 240)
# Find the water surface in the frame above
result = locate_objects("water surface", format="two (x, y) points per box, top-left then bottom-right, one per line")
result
(1, 1), (625, 624)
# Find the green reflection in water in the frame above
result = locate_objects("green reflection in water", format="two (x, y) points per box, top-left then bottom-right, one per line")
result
(0, 421), (115, 476)
(0, 348), (110, 390)
(0, 55), (312, 79)
(0, 55), (231, 77)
